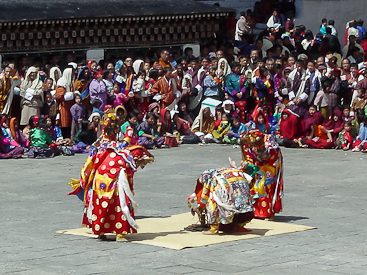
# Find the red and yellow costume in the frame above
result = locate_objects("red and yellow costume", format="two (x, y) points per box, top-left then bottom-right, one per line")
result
(240, 130), (284, 219)
(69, 113), (154, 239)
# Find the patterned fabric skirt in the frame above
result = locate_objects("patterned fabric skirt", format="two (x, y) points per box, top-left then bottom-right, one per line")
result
(82, 189), (137, 235)
(251, 182), (282, 218)
(0, 146), (24, 159)
(27, 146), (55, 158)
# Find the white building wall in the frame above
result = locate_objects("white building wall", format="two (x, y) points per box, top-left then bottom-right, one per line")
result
(295, 0), (367, 44)
(200, 0), (367, 44)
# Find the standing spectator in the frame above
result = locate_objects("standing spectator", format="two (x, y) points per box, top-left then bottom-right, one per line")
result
(158, 49), (172, 69)
(151, 67), (178, 110)
(55, 68), (75, 138)
(319, 18), (328, 36)
(267, 9), (281, 30)
(41, 92), (59, 122)
(342, 35), (364, 59)
(89, 71), (107, 111)
(186, 58), (206, 89)
(226, 62), (246, 102)
(235, 12), (251, 43)
(74, 66), (92, 111)
(328, 20), (338, 36)
(203, 66), (220, 101)
(49, 67), (62, 89)
(0, 65), (21, 115)
(70, 94), (86, 141)
(19, 67), (44, 126)
(345, 21), (360, 45)
(287, 60), (311, 118)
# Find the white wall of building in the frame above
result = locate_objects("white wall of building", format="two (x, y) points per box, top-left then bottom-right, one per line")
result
(295, 0), (367, 44)
(201, 0), (367, 43)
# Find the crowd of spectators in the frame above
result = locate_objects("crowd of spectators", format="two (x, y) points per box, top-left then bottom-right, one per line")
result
(2, 4), (367, 158)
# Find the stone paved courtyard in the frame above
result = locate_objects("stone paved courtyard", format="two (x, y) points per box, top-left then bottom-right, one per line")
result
(1, 144), (366, 274)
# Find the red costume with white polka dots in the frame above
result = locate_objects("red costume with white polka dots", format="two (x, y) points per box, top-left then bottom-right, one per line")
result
(80, 148), (138, 235)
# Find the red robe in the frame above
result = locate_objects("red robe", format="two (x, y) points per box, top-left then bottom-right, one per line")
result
(55, 86), (73, 128)
(79, 146), (138, 235)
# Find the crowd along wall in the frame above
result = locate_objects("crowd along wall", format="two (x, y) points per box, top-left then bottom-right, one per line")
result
(293, 0), (367, 45)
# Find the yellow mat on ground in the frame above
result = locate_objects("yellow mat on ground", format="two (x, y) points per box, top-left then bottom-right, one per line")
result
(57, 212), (315, 250)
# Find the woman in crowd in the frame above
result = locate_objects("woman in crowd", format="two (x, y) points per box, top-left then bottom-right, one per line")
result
(191, 106), (216, 143)
(276, 109), (305, 147)
(89, 71), (108, 111)
(137, 112), (165, 149)
(19, 66), (44, 127)
(49, 67), (62, 89)
(9, 117), (28, 148)
(74, 66), (92, 111)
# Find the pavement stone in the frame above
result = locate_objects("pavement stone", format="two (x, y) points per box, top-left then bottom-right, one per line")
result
(1, 144), (367, 274)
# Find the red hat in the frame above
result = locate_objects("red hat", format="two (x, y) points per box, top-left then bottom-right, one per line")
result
(93, 70), (103, 79)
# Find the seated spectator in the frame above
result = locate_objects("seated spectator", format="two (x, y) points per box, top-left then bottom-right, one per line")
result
(352, 109), (367, 151)
(88, 112), (101, 140)
(351, 88), (366, 114)
(0, 117), (23, 159)
(276, 109), (305, 148)
(191, 106), (216, 143)
(9, 117), (28, 148)
(74, 119), (97, 148)
(212, 112), (231, 140)
(28, 116), (55, 158)
(335, 121), (354, 150)
(46, 116), (64, 144)
(223, 116), (248, 144)
(137, 112), (165, 149)
(304, 112), (334, 149)
(323, 108), (345, 143)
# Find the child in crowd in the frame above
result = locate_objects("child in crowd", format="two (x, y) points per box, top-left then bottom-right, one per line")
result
(342, 106), (353, 122)
(223, 116), (248, 144)
(212, 112), (231, 139)
(314, 78), (332, 122)
(250, 110), (271, 134)
(112, 82), (128, 108)
(120, 110), (139, 146)
(137, 112), (165, 149)
(88, 113), (101, 138)
(335, 121), (353, 150)
(70, 94), (86, 141)
(45, 116), (67, 144)
(148, 102), (160, 114)
(2, 115), (19, 147)
(41, 92), (59, 122)
(91, 99), (104, 117)
(255, 67), (272, 103)
(263, 106), (278, 133)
